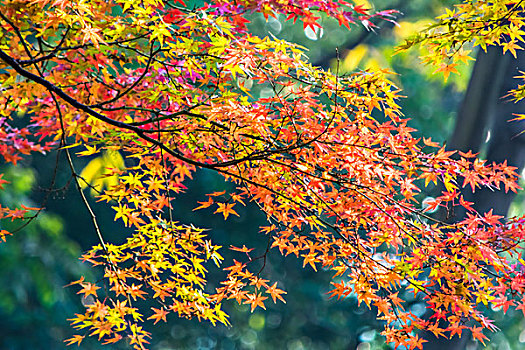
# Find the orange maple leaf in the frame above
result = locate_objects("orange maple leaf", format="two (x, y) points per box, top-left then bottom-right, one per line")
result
(250, 277), (269, 290)
(373, 298), (391, 316)
(301, 252), (318, 271)
(193, 197), (213, 211)
(102, 333), (123, 345)
(77, 282), (100, 298)
(0, 229), (12, 242)
(147, 307), (169, 324)
(405, 334), (427, 350)
(470, 326), (488, 345)
(265, 282), (287, 303)
(244, 293), (267, 312)
(434, 62), (458, 81)
(229, 245), (254, 253)
(208, 190), (226, 197)
(128, 284), (147, 300)
(64, 334), (85, 346)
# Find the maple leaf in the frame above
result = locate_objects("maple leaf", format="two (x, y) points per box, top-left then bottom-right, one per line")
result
(244, 293), (268, 312)
(77, 144), (98, 156)
(462, 171), (479, 192)
(127, 212), (146, 228)
(423, 137), (440, 148)
(483, 209), (503, 225)
(516, 300), (525, 316)
(353, 5), (369, 15)
(265, 282), (287, 303)
(144, 177), (165, 193)
(327, 281), (351, 300)
(426, 322), (445, 338)
(230, 193), (246, 205)
(81, 25), (106, 48)
(493, 295), (514, 313)
(250, 277), (269, 290)
(214, 202), (240, 220)
(373, 298), (391, 316)
(229, 245), (254, 253)
(102, 334), (123, 345)
(77, 282), (100, 298)
(302, 13), (322, 31)
(112, 203), (132, 226)
(64, 335), (85, 346)
(406, 334), (427, 350)
(449, 324), (466, 338)
(388, 292), (404, 310)
(208, 191), (226, 197)
(301, 252), (319, 271)
(470, 326), (488, 345)
(147, 307), (169, 324)
(65, 276), (85, 287)
(193, 197), (214, 211)
(260, 225), (276, 234)
(128, 284), (148, 301)
(502, 40), (523, 58)
(459, 195), (474, 212)
(0, 229), (12, 242)
(422, 196), (440, 213)
(434, 63), (459, 81)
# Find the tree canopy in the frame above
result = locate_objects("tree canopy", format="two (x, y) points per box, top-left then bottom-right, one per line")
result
(2, 0), (525, 349)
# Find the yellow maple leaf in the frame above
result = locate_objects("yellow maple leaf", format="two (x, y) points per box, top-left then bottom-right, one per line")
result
(214, 202), (240, 220)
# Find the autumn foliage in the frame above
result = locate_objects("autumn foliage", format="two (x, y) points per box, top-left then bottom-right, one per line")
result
(2, 0), (525, 349)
